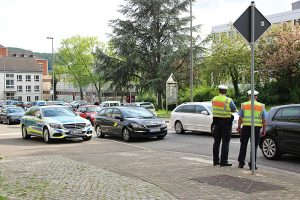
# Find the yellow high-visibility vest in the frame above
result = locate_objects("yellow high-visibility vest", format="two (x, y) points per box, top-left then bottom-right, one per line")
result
(212, 95), (232, 118)
(242, 101), (264, 127)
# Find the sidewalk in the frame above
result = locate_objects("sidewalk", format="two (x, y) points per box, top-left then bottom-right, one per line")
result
(0, 150), (299, 200)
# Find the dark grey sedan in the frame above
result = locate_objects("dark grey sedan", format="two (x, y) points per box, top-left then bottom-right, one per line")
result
(260, 104), (300, 160)
(0, 107), (25, 124)
(94, 107), (167, 141)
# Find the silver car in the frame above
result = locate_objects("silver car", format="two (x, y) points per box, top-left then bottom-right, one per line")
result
(21, 106), (93, 143)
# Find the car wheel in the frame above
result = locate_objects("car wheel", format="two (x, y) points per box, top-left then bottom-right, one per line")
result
(262, 136), (281, 160)
(0, 118), (3, 124)
(122, 127), (131, 142)
(96, 125), (105, 138)
(82, 135), (92, 141)
(7, 118), (11, 125)
(157, 134), (167, 140)
(175, 121), (185, 134)
(43, 128), (52, 143)
(22, 125), (31, 140)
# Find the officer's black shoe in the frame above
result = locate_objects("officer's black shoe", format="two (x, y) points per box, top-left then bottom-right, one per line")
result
(213, 162), (220, 166)
(248, 163), (257, 170)
(238, 164), (244, 168)
(220, 163), (232, 167)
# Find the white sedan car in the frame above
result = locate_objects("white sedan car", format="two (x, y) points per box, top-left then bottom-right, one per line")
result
(170, 102), (239, 135)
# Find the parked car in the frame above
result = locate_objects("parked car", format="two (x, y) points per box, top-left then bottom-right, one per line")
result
(76, 105), (102, 125)
(46, 101), (65, 106)
(100, 101), (121, 108)
(170, 102), (239, 135)
(94, 106), (167, 141)
(31, 100), (46, 106)
(130, 102), (157, 116)
(20, 105), (93, 143)
(260, 104), (300, 160)
(70, 100), (87, 109)
(5, 100), (20, 105)
(0, 107), (25, 124)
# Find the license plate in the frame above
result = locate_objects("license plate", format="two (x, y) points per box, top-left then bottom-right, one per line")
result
(150, 128), (161, 132)
(72, 130), (82, 134)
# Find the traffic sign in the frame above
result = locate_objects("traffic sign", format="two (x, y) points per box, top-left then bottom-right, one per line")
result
(233, 5), (271, 43)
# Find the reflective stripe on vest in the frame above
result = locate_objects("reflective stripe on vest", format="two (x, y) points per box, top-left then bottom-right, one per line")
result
(212, 95), (232, 118)
(242, 101), (264, 127)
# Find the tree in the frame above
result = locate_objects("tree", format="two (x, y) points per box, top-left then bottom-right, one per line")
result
(56, 36), (104, 101)
(201, 28), (251, 98)
(257, 23), (300, 103)
(96, 0), (203, 108)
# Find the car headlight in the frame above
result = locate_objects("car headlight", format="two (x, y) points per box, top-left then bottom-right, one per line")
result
(132, 123), (144, 129)
(49, 123), (63, 129)
(161, 121), (167, 128)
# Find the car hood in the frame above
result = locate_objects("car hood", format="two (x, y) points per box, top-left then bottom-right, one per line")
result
(44, 116), (89, 124)
(125, 118), (165, 126)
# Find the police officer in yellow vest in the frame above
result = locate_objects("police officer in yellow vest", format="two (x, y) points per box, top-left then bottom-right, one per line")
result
(212, 85), (237, 167)
(237, 90), (266, 170)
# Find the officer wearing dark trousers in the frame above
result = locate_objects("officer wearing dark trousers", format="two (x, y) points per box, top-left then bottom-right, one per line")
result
(237, 90), (266, 170)
(212, 85), (237, 167)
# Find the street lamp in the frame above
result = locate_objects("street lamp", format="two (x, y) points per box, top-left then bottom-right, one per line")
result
(46, 36), (55, 100)
(189, 0), (193, 102)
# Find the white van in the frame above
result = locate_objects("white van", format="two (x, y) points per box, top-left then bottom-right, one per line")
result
(100, 101), (121, 108)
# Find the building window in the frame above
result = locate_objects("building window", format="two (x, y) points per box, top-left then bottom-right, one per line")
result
(6, 74), (14, 78)
(6, 92), (14, 100)
(35, 96), (39, 101)
(26, 86), (31, 92)
(17, 96), (22, 101)
(26, 75), (31, 82)
(34, 85), (39, 92)
(38, 64), (43, 69)
(27, 96), (31, 102)
(17, 75), (22, 81)
(34, 75), (40, 82)
(6, 80), (14, 89)
(17, 85), (23, 92)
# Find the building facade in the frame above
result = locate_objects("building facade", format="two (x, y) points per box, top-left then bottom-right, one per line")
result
(212, 1), (300, 33)
(0, 45), (45, 101)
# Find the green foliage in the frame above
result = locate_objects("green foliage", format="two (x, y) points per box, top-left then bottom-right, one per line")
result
(136, 92), (157, 105)
(96, 0), (204, 108)
(179, 86), (218, 103)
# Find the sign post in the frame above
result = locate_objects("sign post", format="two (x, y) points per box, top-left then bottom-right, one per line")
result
(233, 1), (271, 174)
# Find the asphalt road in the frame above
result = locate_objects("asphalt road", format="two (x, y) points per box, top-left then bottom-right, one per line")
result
(0, 123), (299, 174)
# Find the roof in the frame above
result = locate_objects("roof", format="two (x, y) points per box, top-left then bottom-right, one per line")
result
(0, 57), (42, 73)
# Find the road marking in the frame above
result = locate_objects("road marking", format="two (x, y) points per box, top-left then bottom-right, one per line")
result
(181, 157), (212, 164)
(0, 133), (20, 136)
(109, 140), (152, 151)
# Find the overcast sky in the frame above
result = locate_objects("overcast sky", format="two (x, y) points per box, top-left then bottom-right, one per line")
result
(0, 0), (295, 53)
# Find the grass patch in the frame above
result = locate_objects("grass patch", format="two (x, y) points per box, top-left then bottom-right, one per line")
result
(156, 110), (171, 118)
(0, 195), (8, 200)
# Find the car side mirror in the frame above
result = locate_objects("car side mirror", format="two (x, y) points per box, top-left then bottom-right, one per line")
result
(200, 111), (209, 115)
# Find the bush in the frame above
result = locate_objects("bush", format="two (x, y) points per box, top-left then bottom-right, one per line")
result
(179, 86), (218, 103)
(136, 91), (157, 107)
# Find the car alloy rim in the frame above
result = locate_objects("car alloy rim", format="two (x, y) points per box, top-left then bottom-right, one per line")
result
(96, 126), (102, 136)
(263, 138), (276, 157)
(123, 129), (129, 140)
(175, 122), (182, 133)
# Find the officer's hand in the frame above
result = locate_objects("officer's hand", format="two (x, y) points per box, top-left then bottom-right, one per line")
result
(236, 127), (241, 135)
(261, 128), (266, 137)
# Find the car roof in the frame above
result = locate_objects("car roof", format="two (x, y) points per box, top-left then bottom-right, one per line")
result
(271, 104), (300, 110)
(180, 101), (212, 105)
(101, 101), (120, 103)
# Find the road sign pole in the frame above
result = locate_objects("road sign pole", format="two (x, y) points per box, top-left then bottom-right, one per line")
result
(250, 1), (256, 175)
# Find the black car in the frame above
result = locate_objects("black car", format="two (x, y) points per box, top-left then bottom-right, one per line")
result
(94, 106), (167, 141)
(260, 104), (300, 160)
(0, 107), (25, 124)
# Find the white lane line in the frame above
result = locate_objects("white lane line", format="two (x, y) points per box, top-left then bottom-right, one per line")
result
(0, 133), (20, 136)
(109, 140), (152, 151)
(181, 157), (212, 164)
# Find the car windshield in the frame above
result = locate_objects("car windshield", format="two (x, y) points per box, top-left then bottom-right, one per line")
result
(122, 107), (154, 118)
(7, 108), (24, 113)
(87, 107), (101, 112)
(42, 107), (76, 117)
